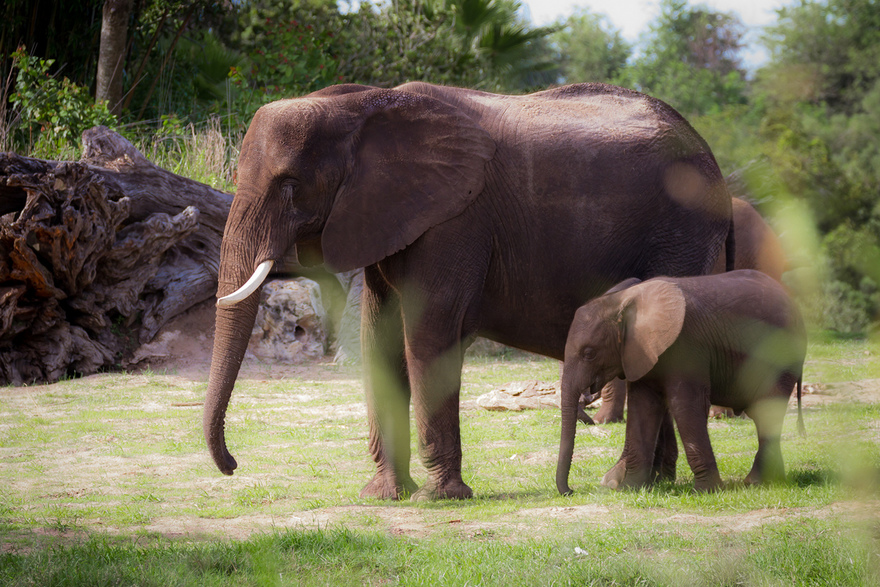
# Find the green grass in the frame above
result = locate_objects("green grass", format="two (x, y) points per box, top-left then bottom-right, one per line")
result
(1, 338), (879, 585)
(803, 331), (880, 383)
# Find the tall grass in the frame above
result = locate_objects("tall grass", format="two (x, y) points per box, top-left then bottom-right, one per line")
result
(136, 116), (242, 193)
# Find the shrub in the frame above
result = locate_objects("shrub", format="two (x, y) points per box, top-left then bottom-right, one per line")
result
(7, 47), (117, 157)
(820, 279), (876, 335)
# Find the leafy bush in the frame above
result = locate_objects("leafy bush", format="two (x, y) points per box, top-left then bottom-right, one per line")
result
(819, 279), (876, 335)
(7, 47), (117, 157)
(243, 15), (341, 96)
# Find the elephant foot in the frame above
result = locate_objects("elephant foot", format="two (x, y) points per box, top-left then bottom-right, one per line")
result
(744, 466), (785, 486)
(745, 445), (785, 486)
(411, 478), (473, 502)
(693, 471), (724, 492)
(601, 458), (656, 490)
(600, 459), (627, 490)
(619, 469), (653, 490)
(359, 472), (418, 500)
(592, 406), (623, 424)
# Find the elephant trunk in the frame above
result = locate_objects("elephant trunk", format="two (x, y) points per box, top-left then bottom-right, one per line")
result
(204, 220), (278, 474)
(204, 178), (298, 474)
(557, 369), (584, 495)
(204, 296), (261, 474)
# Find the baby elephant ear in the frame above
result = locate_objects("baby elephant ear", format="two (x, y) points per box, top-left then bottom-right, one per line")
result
(604, 277), (642, 296)
(619, 280), (686, 381)
(321, 88), (496, 272)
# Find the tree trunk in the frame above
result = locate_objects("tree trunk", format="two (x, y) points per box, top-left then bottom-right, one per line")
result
(0, 126), (233, 385)
(96, 0), (133, 115)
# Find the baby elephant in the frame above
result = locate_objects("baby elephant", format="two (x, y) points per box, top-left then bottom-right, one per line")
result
(556, 270), (806, 495)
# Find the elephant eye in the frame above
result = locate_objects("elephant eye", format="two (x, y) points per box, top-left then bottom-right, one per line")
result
(279, 179), (299, 204)
(581, 347), (597, 361)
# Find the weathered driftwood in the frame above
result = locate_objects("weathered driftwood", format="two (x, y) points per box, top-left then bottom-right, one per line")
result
(0, 126), (233, 385)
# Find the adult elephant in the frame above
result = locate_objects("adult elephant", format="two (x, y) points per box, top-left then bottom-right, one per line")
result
(203, 82), (733, 501)
(587, 195), (787, 424)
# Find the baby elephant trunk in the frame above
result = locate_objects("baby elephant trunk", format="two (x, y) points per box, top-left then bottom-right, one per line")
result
(557, 369), (586, 495)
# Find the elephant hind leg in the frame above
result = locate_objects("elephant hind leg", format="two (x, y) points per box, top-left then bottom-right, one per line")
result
(744, 397), (788, 485)
(666, 378), (723, 492)
(651, 409), (677, 484)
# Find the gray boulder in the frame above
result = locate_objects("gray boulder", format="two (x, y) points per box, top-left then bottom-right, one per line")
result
(248, 278), (328, 363)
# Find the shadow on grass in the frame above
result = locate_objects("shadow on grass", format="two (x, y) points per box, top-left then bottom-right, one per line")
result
(788, 467), (839, 487)
(1, 527), (395, 585)
(393, 489), (552, 509)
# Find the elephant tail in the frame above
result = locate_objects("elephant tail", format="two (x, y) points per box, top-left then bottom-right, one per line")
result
(725, 214), (736, 272)
(796, 376), (806, 437)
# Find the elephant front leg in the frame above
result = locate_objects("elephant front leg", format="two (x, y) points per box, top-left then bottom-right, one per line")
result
(603, 380), (665, 490)
(407, 345), (472, 501)
(359, 270), (417, 500)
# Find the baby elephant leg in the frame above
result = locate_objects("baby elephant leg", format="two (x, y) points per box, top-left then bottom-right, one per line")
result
(652, 408), (677, 483)
(603, 407), (677, 489)
(603, 380), (665, 490)
(666, 378), (723, 492)
(744, 396), (789, 485)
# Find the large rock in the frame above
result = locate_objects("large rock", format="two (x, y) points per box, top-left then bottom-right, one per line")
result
(332, 269), (363, 364)
(476, 380), (561, 411)
(248, 278), (328, 363)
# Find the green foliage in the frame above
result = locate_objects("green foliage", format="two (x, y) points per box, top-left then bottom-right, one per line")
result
(6, 48), (117, 156)
(235, 0), (342, 100)
(453, 0), (560, 90)
(814, 221), (880, 333)
(620, 0), (747, 115)
(761, 0), (880, 110)
(751, 0), (880, 334)
(224, 0), (556, 116)
(552, 8), (631, 84)
(329, 0), (483, 88)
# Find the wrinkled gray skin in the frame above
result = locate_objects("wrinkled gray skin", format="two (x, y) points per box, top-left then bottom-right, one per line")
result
(557, 270), (806, 495)
(588, 196), (787, 424)
(204, 82), (733, 501)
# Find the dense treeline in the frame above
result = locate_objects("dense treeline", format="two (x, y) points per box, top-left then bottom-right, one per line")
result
(2, 0), (878, 333)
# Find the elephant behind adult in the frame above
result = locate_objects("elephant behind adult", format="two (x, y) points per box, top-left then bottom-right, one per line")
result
(204, 81), (733, 501)
(588, 195), (787, 424)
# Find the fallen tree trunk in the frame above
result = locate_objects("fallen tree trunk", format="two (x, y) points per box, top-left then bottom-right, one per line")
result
(0, 126), (233, 385)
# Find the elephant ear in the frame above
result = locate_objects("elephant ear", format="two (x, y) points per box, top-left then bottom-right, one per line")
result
(604, 277), (642, 296)
(321, 89), (496, 272)
(619, 280), (686, 381)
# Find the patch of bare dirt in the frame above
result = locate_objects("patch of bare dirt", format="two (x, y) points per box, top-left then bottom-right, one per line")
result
(107, 500), (880, 544)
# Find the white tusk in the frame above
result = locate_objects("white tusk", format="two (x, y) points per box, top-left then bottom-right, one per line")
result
(216, 260), (274, 307)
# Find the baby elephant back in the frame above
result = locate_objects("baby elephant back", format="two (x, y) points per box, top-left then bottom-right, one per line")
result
(680, 270), (806, 402)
